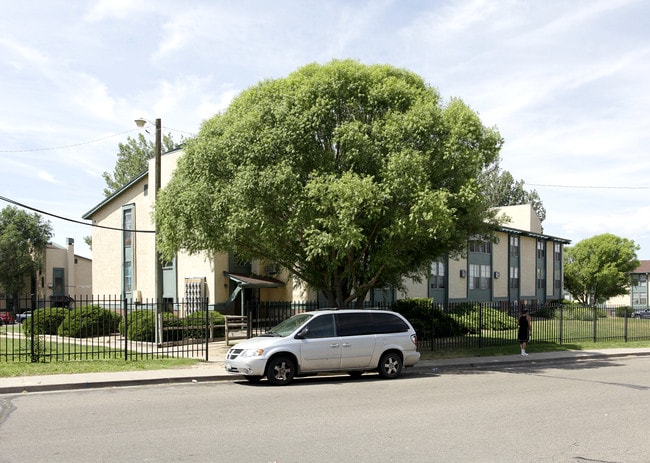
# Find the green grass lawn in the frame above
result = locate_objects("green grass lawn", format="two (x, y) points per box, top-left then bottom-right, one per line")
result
(418, 339), (650, 361)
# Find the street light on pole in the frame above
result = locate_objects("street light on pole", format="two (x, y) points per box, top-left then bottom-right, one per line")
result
(135, 117), (164, 341)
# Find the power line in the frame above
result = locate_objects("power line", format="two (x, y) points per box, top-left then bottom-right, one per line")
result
(0, 194), (155, 234)
(0, 125), (195, 153)
(0, 129), (140, 153)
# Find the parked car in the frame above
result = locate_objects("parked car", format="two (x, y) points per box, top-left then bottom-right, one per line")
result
(0, 311), (14, 324)
(225, 309), (421, 385)
(15, 311), (32, 323)
(631, 309), (650, 319)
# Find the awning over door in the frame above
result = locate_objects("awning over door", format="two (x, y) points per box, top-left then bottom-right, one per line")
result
(224, 272), (286, 312)
(224, 272), (285, 289)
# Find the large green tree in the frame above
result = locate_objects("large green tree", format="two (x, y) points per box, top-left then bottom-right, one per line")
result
(564, 233), (639, 305)
(0, 206), (53, 301)
(479, 164), (546, 222)
(102, 132), (178, 197)
(155, 60), (503, 307)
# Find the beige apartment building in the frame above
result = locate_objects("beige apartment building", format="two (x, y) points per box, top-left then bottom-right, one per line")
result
(397, 204), (570, 306)
(83, 148), (299, 314)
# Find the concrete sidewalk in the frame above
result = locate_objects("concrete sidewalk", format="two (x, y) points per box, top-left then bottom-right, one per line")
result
(2, 345), (650, 394)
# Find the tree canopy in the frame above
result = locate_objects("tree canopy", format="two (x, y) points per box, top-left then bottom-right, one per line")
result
(479, 164), (546, 222)
(0, 206), (52, 299)
(155, 60), (503, 307)
(102, 132), (178, 197)
(564, 233), (639, 305)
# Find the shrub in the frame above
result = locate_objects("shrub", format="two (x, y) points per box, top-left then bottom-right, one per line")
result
(120, 310), (183, 342)
(184, 310), (225, 339)
(615, 306), (634, 318)
(57, 306), (122, 338)
(22, 307), (68, 335)
(391, 298), (466, 339)
(558, 305), (607, 320)
(450, 305), (518, 334)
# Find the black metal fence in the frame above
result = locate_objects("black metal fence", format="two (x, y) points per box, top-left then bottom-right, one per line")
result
(388, 300), (650, 351)
(0, 296), (213, 363)
(2, 297), (649, 364)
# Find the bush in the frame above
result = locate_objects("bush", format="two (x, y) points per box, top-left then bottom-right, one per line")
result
(57, 306), (122, 338)
(120, 310), (183, 342)
(450, 305), (518, 334)
(616, 306), (634, 318)
(22, 307), (68, 335)
(558, 305), (607, 320)
(391, 298), (466, 339)
(184, 310), (225, 339)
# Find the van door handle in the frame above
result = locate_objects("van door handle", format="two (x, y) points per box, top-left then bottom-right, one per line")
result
(330, 343), (340, 348)
(342, 343), (351, 347)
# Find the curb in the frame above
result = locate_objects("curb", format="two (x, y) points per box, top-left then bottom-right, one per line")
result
(0, 374), (239, 395)
(3, 350), (650, 394)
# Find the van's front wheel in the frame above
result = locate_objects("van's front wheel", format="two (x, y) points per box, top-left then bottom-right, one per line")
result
(266, 356), (295, 385)
(377, 351), (403, 379)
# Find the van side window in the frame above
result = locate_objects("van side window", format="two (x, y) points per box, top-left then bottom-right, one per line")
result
(336, 313), (373, 336)
(371, 312), (409, 333)
(303, 314), (336, 338)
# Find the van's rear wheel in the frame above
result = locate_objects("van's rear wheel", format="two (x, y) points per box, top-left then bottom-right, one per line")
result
(377, 351), (403, 379)
(266, 356), (295, 386)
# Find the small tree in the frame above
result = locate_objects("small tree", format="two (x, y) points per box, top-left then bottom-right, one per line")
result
(479, 164), (546, 222)
(564, 233), (639, 305)
(102, 132), (179, 197)
(0, 206), (52, 302)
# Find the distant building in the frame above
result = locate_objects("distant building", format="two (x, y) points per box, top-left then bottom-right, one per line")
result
(608, 260), (650, 308)
(0, 237), (91, 311)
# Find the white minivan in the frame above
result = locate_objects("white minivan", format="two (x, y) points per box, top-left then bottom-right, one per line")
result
(225, 309), (420, 385)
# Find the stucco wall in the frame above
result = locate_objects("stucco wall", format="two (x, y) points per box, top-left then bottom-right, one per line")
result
(519, 236), (537, 297)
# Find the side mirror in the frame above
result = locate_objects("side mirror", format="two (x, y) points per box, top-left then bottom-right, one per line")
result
(295, 327), (309, 339)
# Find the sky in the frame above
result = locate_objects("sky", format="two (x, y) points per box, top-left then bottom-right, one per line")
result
(1, 0), (650, 261)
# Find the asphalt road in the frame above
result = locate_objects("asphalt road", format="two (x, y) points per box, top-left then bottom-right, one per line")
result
(1, 356), (649, 463)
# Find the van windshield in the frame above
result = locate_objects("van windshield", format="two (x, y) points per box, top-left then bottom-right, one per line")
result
(263, 313), (313, 337)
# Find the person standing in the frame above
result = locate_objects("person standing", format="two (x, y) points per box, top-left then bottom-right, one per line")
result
(518, 309), (532, 356)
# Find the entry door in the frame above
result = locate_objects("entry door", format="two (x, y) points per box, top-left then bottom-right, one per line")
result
(52, 268), (65, 296)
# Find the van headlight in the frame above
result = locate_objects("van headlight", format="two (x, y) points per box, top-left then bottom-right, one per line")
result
(240, 349), (264, 358)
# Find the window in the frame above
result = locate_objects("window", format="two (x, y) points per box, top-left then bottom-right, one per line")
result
(510, 235), (520, 257)
(509, 266), (519, 289)
(124, 261), (133, 292)
(123, 209), (133, 247)
(537, 268), (545, 289)
(537, 240), (545, 259)
(554, 243), (561, 262)
(430, 261), (446, 289)
(122, 205), (135, 296)
(371, 312), (408, 333)
(336, 313), (373, 336)
(303, 315), (336, 338)
(469, 264), (491, 290)
(469, 238), (492, 254)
